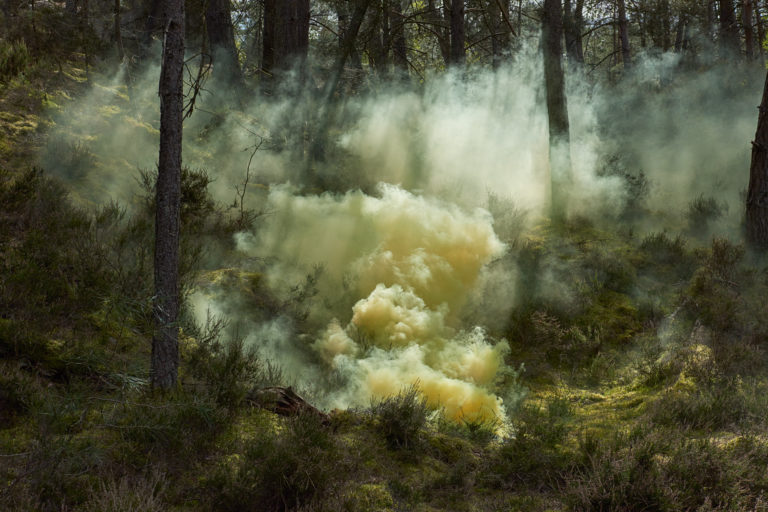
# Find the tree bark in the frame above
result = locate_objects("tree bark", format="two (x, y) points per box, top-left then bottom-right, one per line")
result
(542, 0), (571, 221)
(114, 0), (124, 61)
(719, 0), (741, 56)
(756, 1), (765, 58)
(391, 0), (409, 74)
(448, 0), (465, 65)
(746, 71), (768, 247)
(206, 0), (242, 84)
(152, 0), (185, 391)
(617, 0), (631, 69)
(262, 0), (310, 75)
(563, 0), (584, 63)
(487, 0), (510, 69)
(743, 0), (755, 60)
(427, 0), (450, 66)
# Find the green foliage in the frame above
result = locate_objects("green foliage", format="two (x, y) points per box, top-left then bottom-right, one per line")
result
(82, 472), (167, 512)
(0, 168), (113, 332)
(566, 428), (768, 511)
(483, 397), (575, 490)
(686, 194), (727, 237)
(371, 384), (429, 450)
(211, 412), (342, 512)
(185, 316), (270, 411)
(101, 392), (227, 462)
(685, 238), (745, 332)
(650, 377), (767, 431)
(40, 135), (96, 181)
(0, 40), (29, 81)
(638, 231), (689, 269)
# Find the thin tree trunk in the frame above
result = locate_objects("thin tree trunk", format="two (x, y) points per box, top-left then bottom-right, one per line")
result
(427, 0), (450, 65)
(661, 0), (671, 50)
(487, 0), (510, 68)
(744, 0), (755, 59)
(617, 0), (631, 69)
(448, 0), (465, 65)
(746, 70), (768, 247)
(114, 0), (124, 61)
(391, 0), (408, 74)
(308, 0), (370, 169)
(720, 0), (741, 56)
(542, 0), (571, 221)
(756, 1), (765, 57)
(573, 0), (584, 61)
(153, 0), (185, 391)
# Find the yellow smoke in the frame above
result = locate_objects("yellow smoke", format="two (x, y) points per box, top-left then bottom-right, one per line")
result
(258, 185), (513, 425)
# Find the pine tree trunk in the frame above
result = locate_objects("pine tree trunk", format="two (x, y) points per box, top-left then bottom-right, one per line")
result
(617, 0), (631, 69)
(427, 0), (450, 65)
(720, 0), (741, 56)
(746, 71), (768, 247)
(542, 0), (571, 221)
(448, 0), (465, 65)
(114, 0), (124, 61)
(206, 0), (242, 84)
(744, 0), (755, 59)
(756, 1), (765, 57)
(262, 0), (310, 75)
(152, 0), (185, 391)
(391, 0), (408, 74)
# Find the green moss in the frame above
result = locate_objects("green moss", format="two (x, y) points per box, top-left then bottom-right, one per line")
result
(346, 484), (395, 512)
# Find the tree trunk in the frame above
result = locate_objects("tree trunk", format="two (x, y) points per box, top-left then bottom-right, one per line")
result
(617, 0), (631, 69)
(366, 2), (388, 74)
(262, 0), (310, 75)
(152, 0), (185, 391)
(114, 0), (124, 61)
(744, 0), (755, 59)
(487, 0), (510, 69)
(206, 0), (242, 84)
(542, 0), (571, 221)
(720, 0), (741, 56)
(756, 1), (765, 57)
(140, 0), (163, 63)
(747, 71), (768, 247)
(448, 0), (465, 65)
(427, 0), (450, 65)
(573, 0), (584, 63)
(391, 0), (409, 74)
(660, 0), (671, 50)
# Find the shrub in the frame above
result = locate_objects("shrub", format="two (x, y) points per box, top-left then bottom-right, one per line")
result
(687, 194), (726, 237)
(482, 397), (575, 490)
(212, 412), (342, 512)
(185, 315), (267, 412)
(82, 472), (166, 512)
(0, 40), (29, 81)
(566, 428), (768, 511)
(639, 231), (688, 268)
(371, 384), (429, 450)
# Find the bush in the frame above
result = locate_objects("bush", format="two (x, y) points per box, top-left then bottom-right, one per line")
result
(101, 393), (227, 462)
(82, 472), (166, 512)
(0, 40), (29, 81)
(687, 194), (726, 237)
(212, 412), (342, 512)
(371, 385), (429, 450)
(185, 315), (268, 411)
(482, 397), (575, 490)
(566, 428), (768, 511)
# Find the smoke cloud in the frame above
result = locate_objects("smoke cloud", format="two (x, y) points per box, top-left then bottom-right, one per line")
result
(39, 44), (765, 425)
